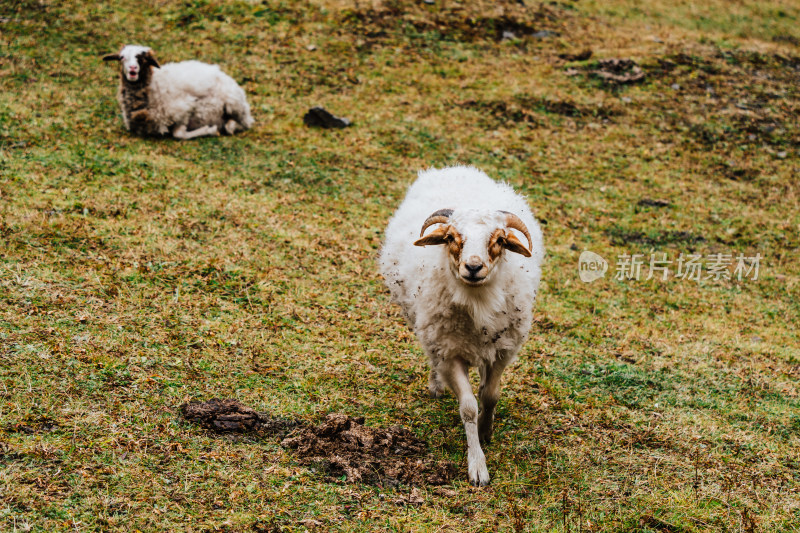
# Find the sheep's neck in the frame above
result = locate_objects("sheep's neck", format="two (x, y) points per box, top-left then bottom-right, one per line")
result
(120, 68), (156, 136)
(442, 274), (506, 330)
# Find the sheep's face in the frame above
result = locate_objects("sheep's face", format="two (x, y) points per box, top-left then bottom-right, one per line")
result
(103, 45), (160, 83)
(414, 210), (532, 287)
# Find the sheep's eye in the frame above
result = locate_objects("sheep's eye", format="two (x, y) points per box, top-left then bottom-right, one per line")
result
(444, 234), (454, 242)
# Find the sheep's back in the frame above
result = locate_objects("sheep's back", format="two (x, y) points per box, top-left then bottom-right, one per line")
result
(154, 61), (225, 95)
(147, 60), (249, 129)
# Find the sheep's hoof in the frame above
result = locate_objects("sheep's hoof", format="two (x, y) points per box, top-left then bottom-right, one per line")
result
(428, 370), (444, 398)
(468, 451), (490, 487)
(428, 387), (443, 399)
(223, 119), (239, 135)
(468, 468), (490, 487)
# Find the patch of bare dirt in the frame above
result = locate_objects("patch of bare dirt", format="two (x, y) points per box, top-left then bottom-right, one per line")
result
(716, 160), (760, 182)
(643, 49), (800, 150)
(558, 49), (593, 62)
(560, 48), (799, 152)
(638, 514), (687, 532)
(460, 95), (621, 129)
(339, 1), (567, 43)
(460, 98), (542, 127)
(4, 415), (58, 435)
(180, 398), (301, 437)
(281, 413), (455, 487)
(589, 58), (646, 85)
(637, 198), (671, 208)
(605, 226), (706, 248)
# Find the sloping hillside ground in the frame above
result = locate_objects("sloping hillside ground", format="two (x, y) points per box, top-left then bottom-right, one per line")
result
(1, 0), (799, 530)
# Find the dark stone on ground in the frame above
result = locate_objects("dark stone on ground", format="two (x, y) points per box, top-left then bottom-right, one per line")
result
(303, 106), (351, 129)
(637, 198), (671, 208)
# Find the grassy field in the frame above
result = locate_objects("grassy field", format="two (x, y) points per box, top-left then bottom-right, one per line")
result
(2, 0), (800, 531)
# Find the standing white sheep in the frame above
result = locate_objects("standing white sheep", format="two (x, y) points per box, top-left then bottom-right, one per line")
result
(103, 45), (254, 140)
(380, 166), (544, 486)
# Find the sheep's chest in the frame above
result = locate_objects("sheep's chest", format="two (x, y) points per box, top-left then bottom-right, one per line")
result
(418, 304), (523, 368)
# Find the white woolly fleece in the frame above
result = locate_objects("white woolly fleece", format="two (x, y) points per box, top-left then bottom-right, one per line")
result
(379, 165), (544, 368)
(143, 60), (254, 135)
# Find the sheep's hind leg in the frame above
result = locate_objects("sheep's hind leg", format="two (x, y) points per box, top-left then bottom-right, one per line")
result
(439, 357), (490, 487)
(478, 359), (509, 446)
(172, 124), (219, 140)
(428, 368), (444, 398)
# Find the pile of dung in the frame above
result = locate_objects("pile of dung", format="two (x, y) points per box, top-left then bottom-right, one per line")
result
(180, 398), (301, 437)
(281, 413), (455, 487)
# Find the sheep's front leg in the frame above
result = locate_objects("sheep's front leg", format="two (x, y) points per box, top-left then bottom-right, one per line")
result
(478, 359), (509, 446)
(439, 357), (490, 486)
(130, 109), (151, 124)
(172, 124), (219, 140)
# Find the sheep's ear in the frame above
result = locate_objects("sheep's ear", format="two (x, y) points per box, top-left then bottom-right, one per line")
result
(414, 226), (449, 247)
(103, 53), (121, 62)
(145, 51), (160, 68)
(501, 232), (532, 257)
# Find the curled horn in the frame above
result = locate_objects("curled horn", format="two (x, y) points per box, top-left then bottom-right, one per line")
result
(500, 211), (532, 251)
(419, 209), (454, 237)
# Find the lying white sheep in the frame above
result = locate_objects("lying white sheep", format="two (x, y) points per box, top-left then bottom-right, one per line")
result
(380, 166), (544, 486)
(103, 45), (254, 140)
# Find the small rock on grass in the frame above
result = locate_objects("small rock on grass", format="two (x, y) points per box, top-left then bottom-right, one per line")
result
(303, 106), (351, 129)
(531, 30), (558, 39)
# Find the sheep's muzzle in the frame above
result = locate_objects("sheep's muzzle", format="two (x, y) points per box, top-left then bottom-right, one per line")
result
(459, 255), (488, 285)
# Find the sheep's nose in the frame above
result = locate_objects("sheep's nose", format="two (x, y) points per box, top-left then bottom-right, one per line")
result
(465, 259), (483, 274)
